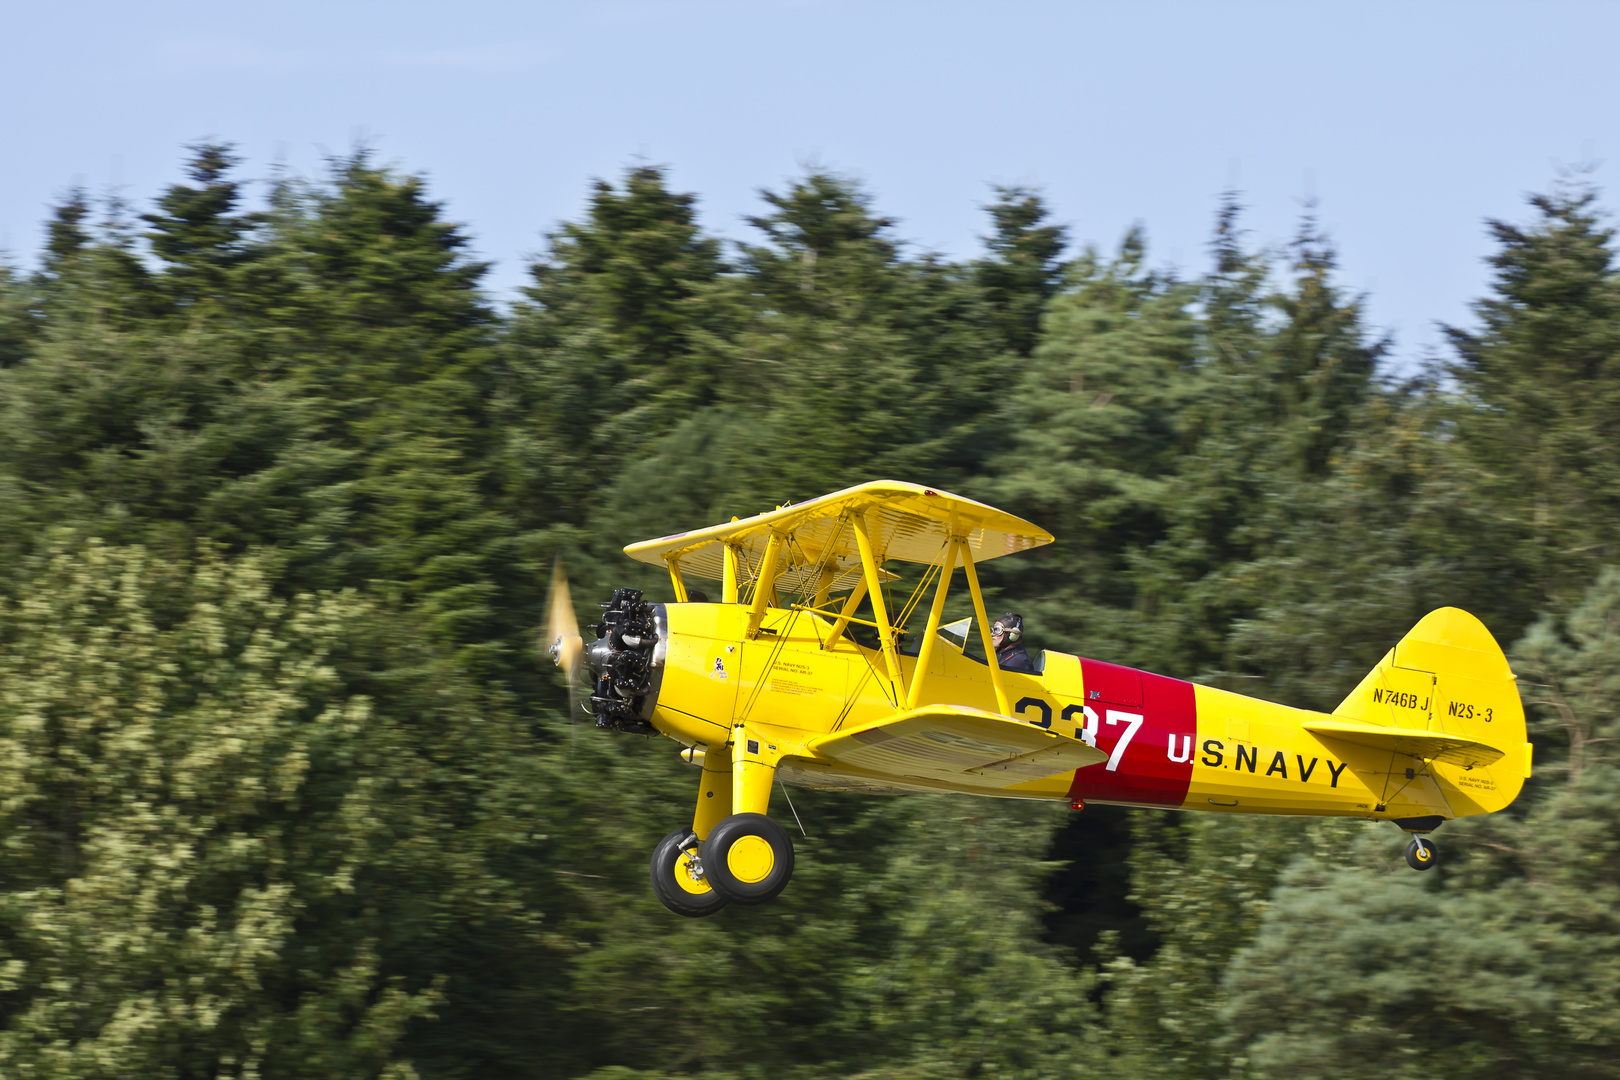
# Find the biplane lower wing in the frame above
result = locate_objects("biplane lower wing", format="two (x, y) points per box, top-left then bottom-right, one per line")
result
(1303, 718), (1505, 768)
(800, 705), (1108, 791)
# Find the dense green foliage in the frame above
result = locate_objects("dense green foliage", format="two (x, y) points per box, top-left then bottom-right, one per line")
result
(1, 146), (1617, 1077)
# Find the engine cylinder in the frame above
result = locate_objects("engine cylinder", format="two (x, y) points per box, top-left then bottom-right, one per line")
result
(583, 588), (662, 734)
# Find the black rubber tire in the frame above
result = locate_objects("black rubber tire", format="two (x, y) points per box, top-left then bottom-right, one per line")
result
(650, 829), (729, 917)
(703, 813), (795, 906)
(1405, 836), (1438, 871)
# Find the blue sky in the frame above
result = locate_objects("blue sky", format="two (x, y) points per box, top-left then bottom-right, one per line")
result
(5, 1), (1616, 364)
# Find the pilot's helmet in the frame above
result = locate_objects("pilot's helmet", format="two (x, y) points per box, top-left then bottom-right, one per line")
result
(993, 612), (1023, 643)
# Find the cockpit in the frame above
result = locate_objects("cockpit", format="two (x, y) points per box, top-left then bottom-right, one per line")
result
(892, 616), (1049, 675)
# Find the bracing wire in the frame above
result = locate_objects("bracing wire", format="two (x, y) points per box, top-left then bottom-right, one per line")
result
(778, 778), (810, 839)
(895, 549), (945, 632)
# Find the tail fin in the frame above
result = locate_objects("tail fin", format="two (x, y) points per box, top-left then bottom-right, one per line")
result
(1333, 608), (1528, 817)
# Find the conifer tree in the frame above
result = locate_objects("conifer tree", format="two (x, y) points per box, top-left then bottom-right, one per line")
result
(264, 151), (518, 671)
(33, 188), (159, 328)
(1446, 177), (1620, 617)
(40, 189), (92, 277)
(528, 166), (727, 380)
(504, 165), (731, 532)
(1, 161), (319, 588)
(142, 143), (258, 313)
(981, 228), (1200, 659)
(726, 169), (999, 495)
(0, 263), (33, 367)
(1, 143), (527, 699)
(976, 184), (1069, 357)
(1124, 203), (1385, 678)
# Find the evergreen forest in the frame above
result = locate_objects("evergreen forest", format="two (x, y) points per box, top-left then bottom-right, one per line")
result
(1, 144), (1618, 1079)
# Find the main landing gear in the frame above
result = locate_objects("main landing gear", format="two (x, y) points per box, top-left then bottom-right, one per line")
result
(652, 727), (796, 917)
(651, 815), (795, 916)
(704, 813), (795, 904)
(650, 829), (729, 917)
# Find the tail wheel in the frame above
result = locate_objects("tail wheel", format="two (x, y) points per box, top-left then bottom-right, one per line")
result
(703, 813), (795, 906)
(1405, 836), (1438, 871)
(650, 829), (728, 917)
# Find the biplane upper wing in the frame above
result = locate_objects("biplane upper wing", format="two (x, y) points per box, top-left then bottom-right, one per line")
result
(800, 705), (1107, 791)
(623, 480), (1053, 593)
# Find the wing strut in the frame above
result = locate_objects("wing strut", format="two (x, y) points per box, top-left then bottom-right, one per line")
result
(722, 541), (741, 603)
(905, 538), (961, 710)
(745, 531), (785, 638)
(666, 555), (689, 603)
(823, 578), (869, 652)
(853, 512), (905, 690)
(813, 565), (837, 607)
(959, 538), (1011, 716)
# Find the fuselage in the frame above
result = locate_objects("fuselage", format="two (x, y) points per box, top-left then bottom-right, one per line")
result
(644, 602), (1506, 825)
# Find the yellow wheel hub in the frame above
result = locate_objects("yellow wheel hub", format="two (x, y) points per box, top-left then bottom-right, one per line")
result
(726, 835), (776, 884)
(674, 850), (713, 896)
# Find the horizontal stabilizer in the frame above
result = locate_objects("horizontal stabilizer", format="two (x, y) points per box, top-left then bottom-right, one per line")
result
(1304, 718), (1504, 768)
(806, 705), (1106, 790)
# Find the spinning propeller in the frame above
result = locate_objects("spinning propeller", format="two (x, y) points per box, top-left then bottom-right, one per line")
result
(545, 557), (585, 707)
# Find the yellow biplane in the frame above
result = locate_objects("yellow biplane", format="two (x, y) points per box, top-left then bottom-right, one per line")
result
(547, 481), (1529, 916)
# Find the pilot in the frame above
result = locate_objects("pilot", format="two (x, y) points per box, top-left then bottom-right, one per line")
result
(991, 612), (1036, 674)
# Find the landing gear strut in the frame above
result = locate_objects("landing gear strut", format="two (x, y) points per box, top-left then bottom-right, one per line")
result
(1405, 835), (1438, 871)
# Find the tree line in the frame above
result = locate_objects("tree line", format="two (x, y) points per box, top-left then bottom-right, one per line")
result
(0, 143), (1616, 1078)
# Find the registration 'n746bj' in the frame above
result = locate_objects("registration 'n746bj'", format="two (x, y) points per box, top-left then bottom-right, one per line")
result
(545, 482), (1529, 916)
